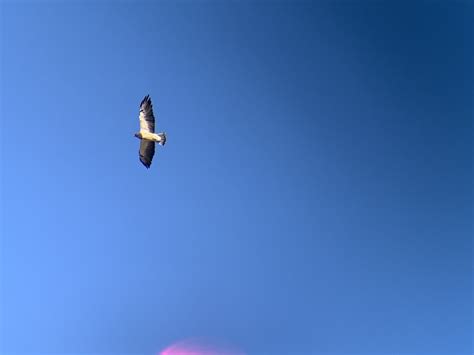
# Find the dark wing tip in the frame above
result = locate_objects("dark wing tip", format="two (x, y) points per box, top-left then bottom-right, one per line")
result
(139, 151), (152, 168)
(139, 158), (151, 168)
(140, 94), (152, 108)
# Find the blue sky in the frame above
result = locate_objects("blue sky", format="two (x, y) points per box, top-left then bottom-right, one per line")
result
(1, 1), (472, 354)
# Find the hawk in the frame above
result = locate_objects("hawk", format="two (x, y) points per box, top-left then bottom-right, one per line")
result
(134, 95), (167, 168)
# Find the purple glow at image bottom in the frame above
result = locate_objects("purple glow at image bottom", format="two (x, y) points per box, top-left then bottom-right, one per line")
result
(160, 337), (245, 355)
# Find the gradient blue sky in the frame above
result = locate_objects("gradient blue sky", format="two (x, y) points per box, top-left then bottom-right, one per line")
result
(1, 1), (472, 354)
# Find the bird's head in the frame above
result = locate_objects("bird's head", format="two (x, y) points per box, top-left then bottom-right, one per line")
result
(134, 132), (142, 139)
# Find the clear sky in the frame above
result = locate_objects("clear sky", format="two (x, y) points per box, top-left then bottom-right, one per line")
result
(1, 1), (472, 354)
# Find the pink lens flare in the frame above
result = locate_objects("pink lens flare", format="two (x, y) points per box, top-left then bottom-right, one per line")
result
(160, 337), (245, 355)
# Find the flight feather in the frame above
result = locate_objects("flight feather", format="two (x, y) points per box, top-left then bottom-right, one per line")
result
(139, 95), (155, 133)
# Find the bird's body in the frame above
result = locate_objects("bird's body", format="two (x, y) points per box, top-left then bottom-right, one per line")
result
(134, 95), (166, 168)
(136, 131), (164, 143)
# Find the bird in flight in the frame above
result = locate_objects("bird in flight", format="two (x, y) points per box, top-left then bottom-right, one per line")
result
(134, 95), (167, 168)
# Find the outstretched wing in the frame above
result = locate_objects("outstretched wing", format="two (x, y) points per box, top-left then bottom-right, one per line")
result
(139, 140), (155, 169)
(139, 95), (155, 133)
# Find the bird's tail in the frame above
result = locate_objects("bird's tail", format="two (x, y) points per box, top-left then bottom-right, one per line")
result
(158, 132), (167, 146)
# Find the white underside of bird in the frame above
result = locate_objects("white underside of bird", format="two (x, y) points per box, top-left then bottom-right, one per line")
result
(141, 131), (164, 144)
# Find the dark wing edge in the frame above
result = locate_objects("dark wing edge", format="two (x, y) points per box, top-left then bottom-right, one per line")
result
(139, 140), (155, 169)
